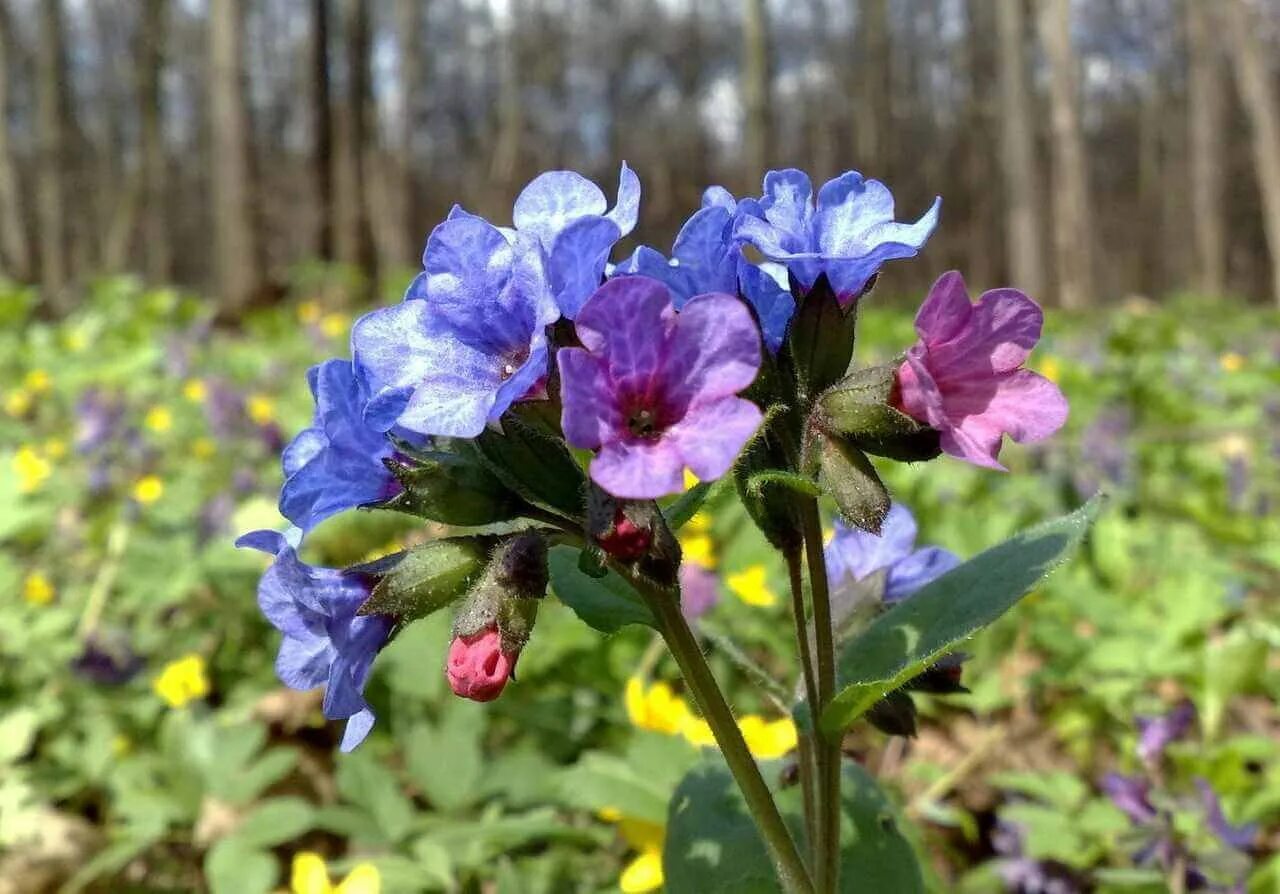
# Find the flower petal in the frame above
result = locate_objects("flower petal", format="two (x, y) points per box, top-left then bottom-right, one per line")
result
(664, 292), (762, 408)
(663, 396), (762, 483)
(590, 437), (686, 499)
(513, 170), (608, 244)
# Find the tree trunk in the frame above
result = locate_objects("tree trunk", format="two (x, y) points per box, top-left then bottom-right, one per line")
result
(994, 0), (1044, 298)
(742, 0), (773, 178)
(139, 0), (170, 283)
(964, 0), (998, 289)
(36, 0), (68, 307)
(334, 0), (376, 283)
(310, 0), (334, 261)
(1186, 1), (1225, 297)
(1224, 0), (1280, 306)
(489, 0), (522, 194)
(389, 0), (424, 268)
(209, 0), (262, 310)
(1037, 0), (1093, 308)
(0, 0), (28, 280)
(853, 0), (891, 176)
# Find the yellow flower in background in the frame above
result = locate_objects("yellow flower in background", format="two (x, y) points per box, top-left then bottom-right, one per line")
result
(144, 405), (173, 433)
(679, 533), (715, 569)
(681, 717), (716, 748)
(1219, 352), (1245, 373)
(297, 301), (322, 325)
(65, 329), (89, 352)
(133, 475), (164, 504)
(1215, 433), (1251, 460)
(684, 511), (711, 534)
(154, 654), (210, 708)
(625, 678), (692, 736)
(602, 814), (665, 894)
(22, 572), (55, 606)
(738, 715), (799, 759)
(248, 394), (275, 425)
(291, 852), (381, 894)
(727, 565), (778, 607)
(1038, 356), (1062, 384)
(192, 437), (217, 459)
(682, 469), (700, 490)
(183, 378), (208, 403)
(4, 388), (31, 417)
(13, 446), (52, 493)
(320, 312), (350, 340)
(44, 438), (67, 460)
(23, 369), (51, 394)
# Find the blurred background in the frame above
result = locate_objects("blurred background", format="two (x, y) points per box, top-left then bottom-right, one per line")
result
(0, 1), (1278, 893)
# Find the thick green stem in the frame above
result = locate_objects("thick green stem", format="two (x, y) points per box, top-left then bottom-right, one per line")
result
(798, 498), (841, 893)
(785, 547), (820, 866)
(620, 568), (816, 894)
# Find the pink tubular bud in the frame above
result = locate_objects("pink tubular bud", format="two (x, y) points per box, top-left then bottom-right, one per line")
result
(446, 626), (516, 702)
(595, 508), (652, 561)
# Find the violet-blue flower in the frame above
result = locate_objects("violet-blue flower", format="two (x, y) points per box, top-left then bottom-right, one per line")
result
(1195, 779), (1257, 851)
(557, 276), (763, 499)
(352, 215), (559, 438)
(1135, 700), (1195, 764)
(1101, 773), (1157, 824)
(510, 163), (640, 318)
(235, 529), (393, 752)
(825, 503), (960, 604)
(279, 359), (400, 533)
(615, 186), (795, 352)
(733, 169), (940, 304)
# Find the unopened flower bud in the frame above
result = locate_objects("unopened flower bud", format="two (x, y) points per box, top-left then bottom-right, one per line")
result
(447, 626), (517, 702)
(596, 508), (652, 561)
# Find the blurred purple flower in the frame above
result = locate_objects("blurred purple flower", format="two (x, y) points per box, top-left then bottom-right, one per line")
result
(197, 494), (235, 546)
(1136, 700), (1195, 764)
(1195, 779), (1257, 851)
(992, 820), (1087, 894)
(1101, 773), (1157, 824)
(557, 276), (762, 499)
(235, 528), (393, 751)
(895, 272), (1068, 470)
(678, 563), (719, 624)
(204, 379), (246, 440)
(353, 215), (559, 438)
(75, 389), (123, 454)
(1073, 406), (1133, 499)
(733, 169), (940, 303)
(825, 503), (959, 604)
(71, 631), (143, 685)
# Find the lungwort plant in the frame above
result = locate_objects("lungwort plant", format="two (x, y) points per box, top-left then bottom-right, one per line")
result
(239, 165), (1095, 892)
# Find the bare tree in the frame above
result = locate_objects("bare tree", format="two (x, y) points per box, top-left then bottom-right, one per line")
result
(742, 0), (773, 177)
(139, 0), (170, 283)
(1224, 0), (1280, 306)
(334, 0), (376, 281)
(388, 0), (425, 267)
(310, 0), (334, 261)
(0, 0), (28, 280)
(489, 0), (522, 194)
(1186, 1), (1225, 297)
(853, 0), (891, 175)
(963, 0), (999, 289)
(994, 0), (1043, 298)
(36, 0), (68, 306)
(209, 0), (262, 309)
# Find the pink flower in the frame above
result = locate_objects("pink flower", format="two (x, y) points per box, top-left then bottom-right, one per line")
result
(446, 627), (516, 702)
(894, 272), (1067, 470)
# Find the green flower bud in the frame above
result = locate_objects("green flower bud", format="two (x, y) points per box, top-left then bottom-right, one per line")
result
(358, 537), (490, 621)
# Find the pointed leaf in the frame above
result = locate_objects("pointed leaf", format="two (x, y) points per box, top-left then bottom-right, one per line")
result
(548, 545), (655, 632)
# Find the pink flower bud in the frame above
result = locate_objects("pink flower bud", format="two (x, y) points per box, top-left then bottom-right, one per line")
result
(595, 508), (652, 561)
(446, 627), (516, 702)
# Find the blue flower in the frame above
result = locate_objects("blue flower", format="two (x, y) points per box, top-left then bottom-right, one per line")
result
(509, 163), (640, 318)
(615, 187), (795, 353)
(733, 169), (940, 303)
(236, 529), (393, 752)
(825, 503), (959, 604)
(352, 215), (560, 438)
(279, 359), (401, 534)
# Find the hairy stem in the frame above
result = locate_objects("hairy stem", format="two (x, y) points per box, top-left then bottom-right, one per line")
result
(619, 567), (816, 894)
(785, 546), (821, 866)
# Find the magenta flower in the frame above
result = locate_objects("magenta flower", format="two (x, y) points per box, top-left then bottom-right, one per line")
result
(557, 276), (763, 499)
(894, 272), (1068, 470)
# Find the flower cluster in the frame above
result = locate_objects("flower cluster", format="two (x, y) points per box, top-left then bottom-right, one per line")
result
(238, 162), (1068, 751)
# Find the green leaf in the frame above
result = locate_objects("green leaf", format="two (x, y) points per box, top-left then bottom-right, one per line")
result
(746, 469), (821, 498)
(231, 796), (314, 848)
(336, 748), (416, 845)
(204, 839), (277, 894)
(557, 733), (697, 825)
(360, 537), (490, 621)
(468, 415), (586, 518)
(547, 545), (655, 632)
(663, 758), (923, 893)
(383, 451), (527, 526)
(664, 481), (713, 530)
(819, 498), (1101, 736)
(405, 701), (485, 812)
(0, 707), (38, 765)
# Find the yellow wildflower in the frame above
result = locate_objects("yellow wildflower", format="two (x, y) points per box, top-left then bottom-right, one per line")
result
(44, 438), (67, 459)
(684, 511), (712, 534)
(183, 379), (208, 403)
(738, 715), (799, 759)
(65, 329), (89, 352)
(297, 301), (322, 325)
(133, 476), (164, 504)
(727, 565), (778, 607)
(153, 654), (210, 708)
(625, 677), (691, 735)
(1215, 434), (1250, 460)
(192, 437), (217, 459)
(1038, 356), (1062, 384)
(607, 815), (665, 894)
(320, 312), (351, 340)
(247, 394), (275, 426)
(144, 405), (173, 433)
(681, 717), (716, 748)
(291, 852), (381, 894)
(4, 388), (31, 417)
(22, 572), (55, 606)
(679, 533), (715, 570)
(1219, 352), (1245, 373)
(13, 446), (52, 493)
(682, 469), (700, 490)
(23, 369), (51, 394)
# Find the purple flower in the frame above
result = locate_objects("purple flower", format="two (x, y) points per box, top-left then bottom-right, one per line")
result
(279, 359), (401, 533)
(509, 163), (640, 318)
(615, 187), (795, 352)
(1101, 773), (1157, 824)
(1135, 700), (1195, 764)
(992, 820), (1086, 894)
(894, 272), (1069, 470)
(74, 389), (123, 454)
(1195, 779), (1257, 851)
(825, 503), (960, 604)
(235, 529), (393, 751)
(71, 631), (143, 685)
(733, 169), (940, 304)
(352, 215), (559, 438)
(679, 563), (719, 624)
(557, 276), (763, 499)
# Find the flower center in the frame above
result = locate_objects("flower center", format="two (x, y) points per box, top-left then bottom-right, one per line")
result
(499, 347), (530, 381)
(627, 407), (659, 439)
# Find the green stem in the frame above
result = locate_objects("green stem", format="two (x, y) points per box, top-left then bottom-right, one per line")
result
(619, 567), (816, 894)
(785, 547), (820, 867)
(798, 498), (841, 894)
